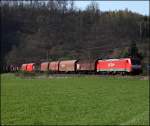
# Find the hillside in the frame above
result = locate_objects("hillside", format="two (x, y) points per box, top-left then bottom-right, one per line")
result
(1, 1), (149, 68)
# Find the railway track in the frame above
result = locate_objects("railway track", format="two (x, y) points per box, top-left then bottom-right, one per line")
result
(15, 72), (149, 80)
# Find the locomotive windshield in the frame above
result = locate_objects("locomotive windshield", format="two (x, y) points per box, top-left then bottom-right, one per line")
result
(131, 59), (141, 65)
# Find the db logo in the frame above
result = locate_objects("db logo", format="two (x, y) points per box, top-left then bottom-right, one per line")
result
(61, 64), (65, 67)
(108, 63), (115, 67)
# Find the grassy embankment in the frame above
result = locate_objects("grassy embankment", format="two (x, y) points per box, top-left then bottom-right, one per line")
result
(1, 74), (149, 125)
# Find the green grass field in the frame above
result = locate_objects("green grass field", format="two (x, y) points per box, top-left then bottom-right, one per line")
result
(1, 74), (149, 125)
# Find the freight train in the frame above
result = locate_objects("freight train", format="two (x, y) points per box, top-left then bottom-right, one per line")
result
(20, 58), (142, 75)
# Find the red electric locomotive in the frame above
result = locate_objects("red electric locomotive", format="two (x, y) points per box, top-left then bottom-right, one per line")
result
(96, 58), (142, 74)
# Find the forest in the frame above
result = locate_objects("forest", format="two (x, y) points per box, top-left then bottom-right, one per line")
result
(1, 1), (149, 70)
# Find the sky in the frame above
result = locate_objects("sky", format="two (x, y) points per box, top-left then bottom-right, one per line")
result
(75, 1), (149, 16)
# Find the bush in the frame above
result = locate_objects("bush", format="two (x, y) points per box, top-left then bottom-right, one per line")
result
(141, 63), (149, 76)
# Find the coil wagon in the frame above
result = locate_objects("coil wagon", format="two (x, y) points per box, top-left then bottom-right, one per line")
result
(40, 62), (49, 72)
(76, 59), (97, 74)
(26, 63), (36, 72)
(21, 64), (28, 71)
(49, 61), (60, 73)
(59, 60), (78, 73)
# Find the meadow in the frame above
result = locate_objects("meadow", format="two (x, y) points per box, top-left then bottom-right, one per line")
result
(1, 74), (149, 125)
